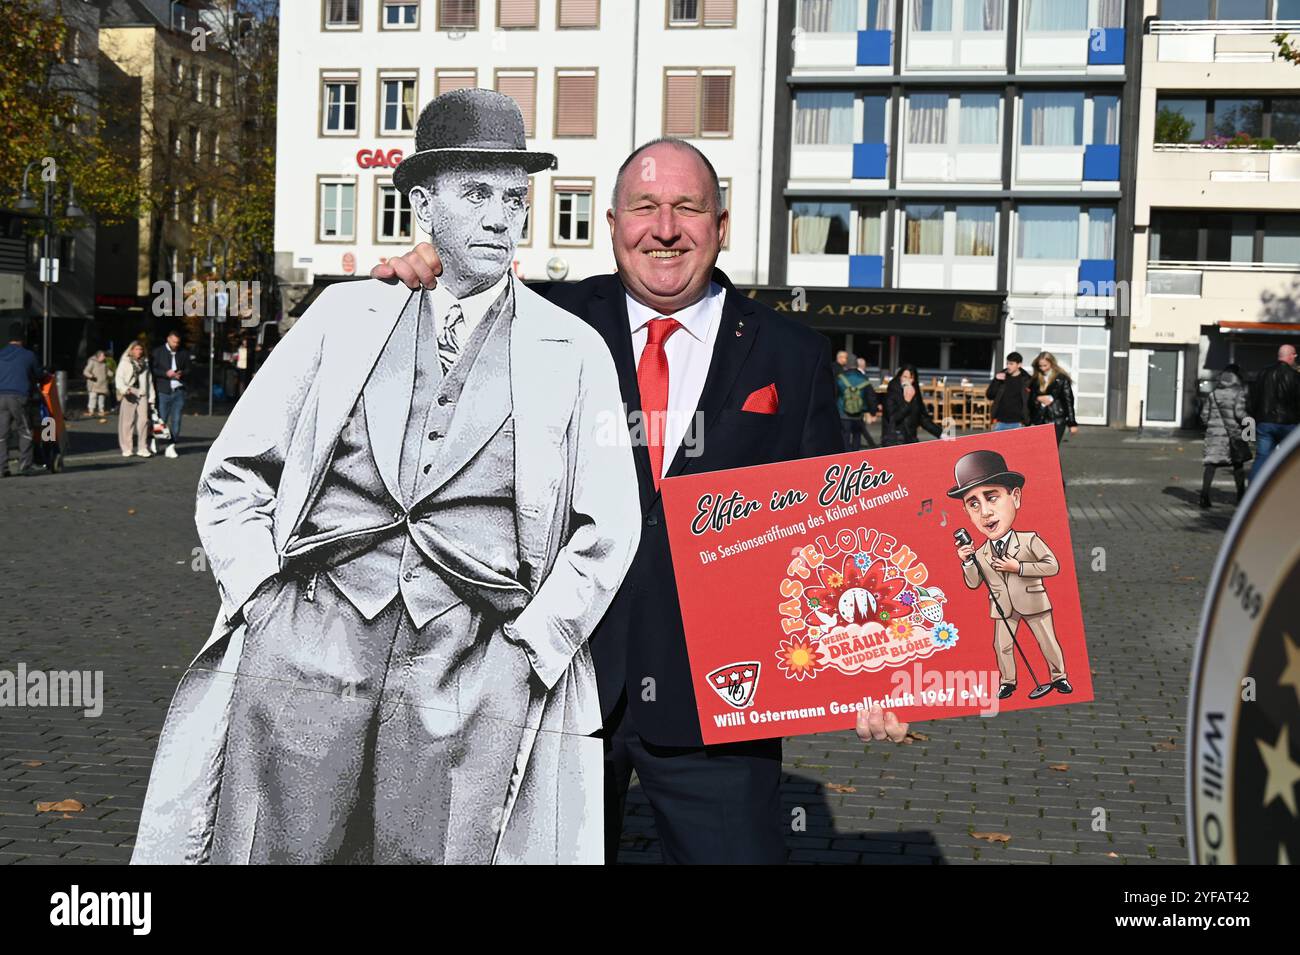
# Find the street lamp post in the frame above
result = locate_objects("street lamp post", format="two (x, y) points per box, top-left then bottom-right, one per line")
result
(15, 164), (82, 369)
(202, 235), (231, 416)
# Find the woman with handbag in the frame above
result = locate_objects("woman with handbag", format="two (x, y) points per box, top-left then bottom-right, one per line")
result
(1199, 364), (1250, 508)
(1029, 352), (1078, 445)
(115, 341), (155, 457)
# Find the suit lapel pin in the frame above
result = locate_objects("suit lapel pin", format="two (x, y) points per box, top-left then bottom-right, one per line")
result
(736, 320), (744, 337)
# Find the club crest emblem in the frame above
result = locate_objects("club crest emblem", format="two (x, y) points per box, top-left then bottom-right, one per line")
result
(707, 662), (761, 709)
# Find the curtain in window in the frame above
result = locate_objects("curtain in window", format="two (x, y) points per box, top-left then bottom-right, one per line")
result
(908, 94), (948, 144)
(798, 0), (857, 32)
(792, 203), (850, 254)
(910, 0), (952, 31)
(963, 0), (1004, 30)
(1024, 0), (1086, 30)
(794, 91), (856, 145)
(1022, 92), (1082, 146)
(1091, 96), (1120, 146)
(1018, 206), (1079, 260)
(868, 0), (894, 29)
(959, 93), (1000, 144)
(1095, 0), (1122, 27)
(858, 207), (883, 254)
(905, 205), (945, 255)
(956, 206), (996, 255)
(1086, 209), (1115, 258)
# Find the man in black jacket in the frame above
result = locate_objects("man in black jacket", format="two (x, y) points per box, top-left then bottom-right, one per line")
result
(375, 138), (911, 863)
(1249, 343), (1300, 480)
(986, 351), (1032, 431)
(151, 331), (192, 458)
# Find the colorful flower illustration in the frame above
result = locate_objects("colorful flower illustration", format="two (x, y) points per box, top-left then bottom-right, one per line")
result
(931, 621), (959, 648)
(804, 555), (915, 629)
(888, 617), (914, 642)
(775, 634), (824, 681)
(853, 552), (870, 571)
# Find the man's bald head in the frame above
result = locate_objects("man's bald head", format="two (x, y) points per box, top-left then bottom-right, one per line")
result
(1280, 344), (1296, 366)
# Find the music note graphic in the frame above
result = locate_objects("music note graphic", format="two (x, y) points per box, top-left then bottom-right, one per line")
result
(917, 498), (933, 517)
(940, 511), (948, 528)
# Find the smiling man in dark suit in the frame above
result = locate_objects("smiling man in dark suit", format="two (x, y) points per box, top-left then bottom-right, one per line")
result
(374, 136), (911, 863)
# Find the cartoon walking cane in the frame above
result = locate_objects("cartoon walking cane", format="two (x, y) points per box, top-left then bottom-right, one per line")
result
(954, 527), (1054, 700)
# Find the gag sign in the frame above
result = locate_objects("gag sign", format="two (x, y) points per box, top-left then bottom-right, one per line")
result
(661, 426), (1092, 744)
(357, 148), (404, 168)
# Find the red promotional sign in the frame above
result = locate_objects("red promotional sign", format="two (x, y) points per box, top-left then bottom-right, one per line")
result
(661, 425), (1093, 744)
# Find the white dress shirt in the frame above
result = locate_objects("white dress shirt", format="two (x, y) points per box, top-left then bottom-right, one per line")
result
(626, 281), (724, 479)
(429, 272), (509, 348)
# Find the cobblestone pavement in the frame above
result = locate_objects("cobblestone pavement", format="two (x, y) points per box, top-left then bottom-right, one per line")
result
(0, 414), (1228, 864)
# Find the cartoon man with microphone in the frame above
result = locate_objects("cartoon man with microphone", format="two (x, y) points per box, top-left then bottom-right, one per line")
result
(948, 450), (1071, 701)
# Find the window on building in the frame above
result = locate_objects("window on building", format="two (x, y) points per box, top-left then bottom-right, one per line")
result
(436, 70), (478, 95)
(495, 70), (537, 137)
(322, 77), (359, 134)
(668, 0), (736, 26)
(555, 70), (598, 137)
(325, 0), (361, 27)
(172, 58), (183, 86)
(863, 94), (888, 141)
(188, 126), (201, 156)
(519, 177), (534, 245)
(498, 0), (539, 27)
(1096, 0), (1123, 27)
(1092, 95), (1121, 146)
(797, 0), (859, 31)
(1087, 207), (1115, 258)
(64, 28), (81, 64)
(383, 0), (420, 27)
(965, 0), (1005, 29)
(381, 76), (417, 134)
(858, 202), (885, 254)
(319, 180), (356, 241)
(377, 182), (414, 241)
(209, 197), (219, 224)
(955, 205), (997, 255)
(439, 0), (480, 29)
(663, 69), (733, 137)
(1017, 206), (1080, 260)
(558, 0), (601, 27)
(793, 91), (856, 145)
(911, 0), (953, 30)
(791, 202), (851, 254)
(1023, 0), (1087, 30)
(553, 180), (594, 244)
(718, 178), (731, 248)
(1263, 214), (1300, 264)
(904, 204), (945, 254)
(958, 93), (1001, 145)
(907, 93), (948, 144)
(192, 67), (202, 102)
(1155, 95), (1299, 144)
(1021, 92), (1084, 146)
(1149, 211), (1300, 265)
(208, 71), (220, 107)
(669, 0), (700, 23)
(210, 131), (220, 161)
(1163, 0), (1270, 17)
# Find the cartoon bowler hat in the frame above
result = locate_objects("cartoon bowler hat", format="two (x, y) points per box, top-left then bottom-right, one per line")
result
(392, 88), (557, 195)
(946, 449), (1026, 499)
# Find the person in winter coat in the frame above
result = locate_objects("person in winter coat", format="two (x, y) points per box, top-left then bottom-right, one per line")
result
(1029, 352), (1078, 445)
(1199, 364), (1249, 508)
(115, 341), (155, 457)
(882, 365), (944, 446)
(83, 350), (111, 417)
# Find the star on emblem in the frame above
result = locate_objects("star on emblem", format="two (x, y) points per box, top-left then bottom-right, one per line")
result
(1256, 725), (1300, 816)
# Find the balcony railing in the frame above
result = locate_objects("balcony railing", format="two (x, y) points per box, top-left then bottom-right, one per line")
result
(1149, 19), (1300, 33)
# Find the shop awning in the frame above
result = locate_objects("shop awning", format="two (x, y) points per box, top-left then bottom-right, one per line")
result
(740, 286), (1005, 337)
(1219, 321), (1300, 336)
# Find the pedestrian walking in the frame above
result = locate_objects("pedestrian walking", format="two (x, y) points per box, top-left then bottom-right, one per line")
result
(83, 350), (111, 417)
(151, 331), (191, 458)
(1247, 343), (1300, 481)
(1199, 364), (1250, 508)
(116, 342), (154, 457)
(987, 351), (1032, 431)
(836, 353), (879, 450)
(882, 364), (943, 446)
(0, 321), (42, 477)
(1029, 352), (1078, 445)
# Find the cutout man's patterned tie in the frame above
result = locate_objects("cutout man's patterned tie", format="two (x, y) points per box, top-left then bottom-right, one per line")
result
(637, 317), (681, 490)
(993, 539), (1005, 559)
(437, 303), (464, 374)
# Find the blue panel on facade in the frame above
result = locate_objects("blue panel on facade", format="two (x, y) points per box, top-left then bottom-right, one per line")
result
(1078, 259), (1116, 294)
(857, 29), (892, 66)
(853, 142), (888, 179)
(1083, 144), (1120, 181)
(849, 255), (884, 288)
(1087, 28), (1125, 65)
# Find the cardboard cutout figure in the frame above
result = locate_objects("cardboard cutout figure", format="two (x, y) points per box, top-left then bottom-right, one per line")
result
(949, 449), (1070, 701)
(132, 90), (640, 864)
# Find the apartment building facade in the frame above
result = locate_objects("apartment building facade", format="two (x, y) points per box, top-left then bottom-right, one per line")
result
(771, 0), (1140, 425)
(273, 0), (771, 313)
(1128, 0), (1300, 428)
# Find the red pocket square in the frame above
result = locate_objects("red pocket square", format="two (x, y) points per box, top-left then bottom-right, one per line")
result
(741, 383), (779, 414)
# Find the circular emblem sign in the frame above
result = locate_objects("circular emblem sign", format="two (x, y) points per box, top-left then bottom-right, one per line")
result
(1190, 429), (1300, 863)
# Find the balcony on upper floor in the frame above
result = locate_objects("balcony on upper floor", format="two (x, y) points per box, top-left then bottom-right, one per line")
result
(793, 0), (896, 72)
(1147, 1), (1300, 84)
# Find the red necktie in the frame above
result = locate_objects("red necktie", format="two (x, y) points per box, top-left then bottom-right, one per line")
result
(637, 317), (681, 490)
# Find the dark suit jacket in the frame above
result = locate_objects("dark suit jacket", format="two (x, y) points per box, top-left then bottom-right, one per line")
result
(541, 269), (842, 746)
(152, 345), (193, 394)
